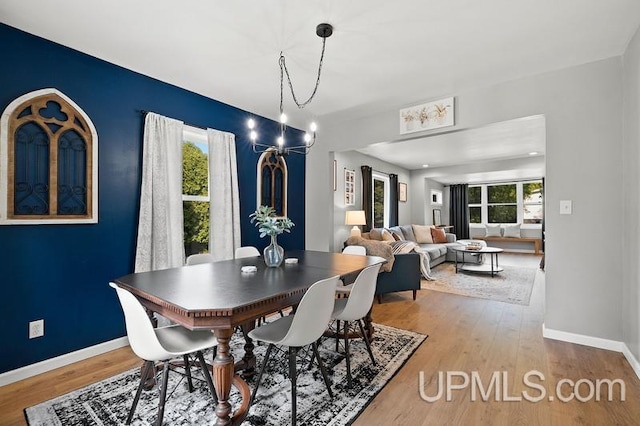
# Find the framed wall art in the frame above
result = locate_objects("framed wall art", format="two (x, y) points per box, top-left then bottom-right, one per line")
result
(344, 169), (355, 206)
(399, 182), (407, 202)
(399, 96), (454, 135)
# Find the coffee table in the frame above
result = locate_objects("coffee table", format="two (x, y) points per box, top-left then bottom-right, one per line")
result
(453, 246), (504, 277)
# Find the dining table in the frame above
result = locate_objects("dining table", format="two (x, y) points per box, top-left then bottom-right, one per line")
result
(113, 249), (385, 426)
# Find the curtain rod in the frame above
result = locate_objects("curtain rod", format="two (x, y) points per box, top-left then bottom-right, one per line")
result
(139, 109), (208, 131)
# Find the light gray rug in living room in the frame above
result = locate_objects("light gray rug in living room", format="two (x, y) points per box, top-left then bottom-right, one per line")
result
(423, 263), (537, 305)
(25, 323), (426, 426)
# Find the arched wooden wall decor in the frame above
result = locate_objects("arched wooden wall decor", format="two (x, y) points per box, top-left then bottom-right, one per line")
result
(256, 148), (288, 217)
(0, 88), (98, 224)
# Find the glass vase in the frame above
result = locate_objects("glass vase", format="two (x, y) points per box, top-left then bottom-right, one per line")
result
(263, 235), (284, 267)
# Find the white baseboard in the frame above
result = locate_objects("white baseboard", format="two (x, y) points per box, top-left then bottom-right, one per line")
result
(622, 343), (640, 380)
(0, 336), (129, 387)
(542, 324), (640, 380)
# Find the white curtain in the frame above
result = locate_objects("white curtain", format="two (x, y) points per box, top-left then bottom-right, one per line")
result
(134, 113), (185, 272)
(208, 128), (241, 261)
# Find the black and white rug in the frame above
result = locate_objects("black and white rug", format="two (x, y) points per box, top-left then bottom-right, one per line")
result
(25, 323), (426, 426)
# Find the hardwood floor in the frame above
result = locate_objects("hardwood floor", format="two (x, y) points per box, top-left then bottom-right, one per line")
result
(2, 254), (639, 425)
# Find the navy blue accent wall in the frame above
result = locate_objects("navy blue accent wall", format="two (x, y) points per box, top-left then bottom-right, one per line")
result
(0, 24), (305, 374)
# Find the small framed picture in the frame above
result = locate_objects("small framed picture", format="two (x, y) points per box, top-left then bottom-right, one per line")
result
(345, 169), (355, 205)
(399, 182), (407, 202)
(433, 209), (442, 226)
(333, 160), (337, 191)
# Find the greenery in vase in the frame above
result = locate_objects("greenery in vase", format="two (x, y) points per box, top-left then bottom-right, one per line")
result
(249, 205), (295, 238)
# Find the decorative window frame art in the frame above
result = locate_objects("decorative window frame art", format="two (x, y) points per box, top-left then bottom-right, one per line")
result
(399, 97), (454, 135)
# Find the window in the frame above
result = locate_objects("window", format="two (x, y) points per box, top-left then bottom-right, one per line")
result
(523, 181), (543, 224)
(468, 186), (481, 224)
(468, 180), (543, 225)
(182, 128), (210, 257)
(372, 173), (389, 228)
(0, 88), (98, 224)
(487, 183), (517, 223)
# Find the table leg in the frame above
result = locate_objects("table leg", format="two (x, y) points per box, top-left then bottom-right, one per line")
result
(364, 308), (374, 340)
(210, 328), (252, 426)
(239, 321), (256, 379)
(491, 253), (495, 277)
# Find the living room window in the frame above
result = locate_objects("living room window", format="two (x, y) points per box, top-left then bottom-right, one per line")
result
(372, 172), (389, 228)
(468, 179), (543, 225)
(182, 127), (210, 257)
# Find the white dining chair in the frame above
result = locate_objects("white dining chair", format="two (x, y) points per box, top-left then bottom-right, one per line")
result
(336, 245), (367, 296)
(109, 282), (218, 426)
(186, 253), (215, 265)
(235, 246), (260, 258)
(248, 275), (339, 426)
(330, 263), (381, 387)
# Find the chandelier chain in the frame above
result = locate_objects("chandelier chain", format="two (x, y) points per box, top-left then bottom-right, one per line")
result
(279, 35), (327, 111)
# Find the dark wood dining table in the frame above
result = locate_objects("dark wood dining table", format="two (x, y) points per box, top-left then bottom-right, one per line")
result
(113, 250), (384, 426)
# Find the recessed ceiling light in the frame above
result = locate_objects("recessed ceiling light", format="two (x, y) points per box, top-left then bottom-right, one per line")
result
(529, 151), (538, 156)
(422, 164), (429, 168)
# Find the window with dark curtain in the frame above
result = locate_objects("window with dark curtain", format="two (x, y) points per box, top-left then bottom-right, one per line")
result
(449, 184), (470, 239)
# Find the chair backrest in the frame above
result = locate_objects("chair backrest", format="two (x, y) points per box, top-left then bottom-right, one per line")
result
(342, 245), (366, 256)
(278, 275), (339, 348)
(186, 253), (215, 265)
(335, 264), (382, 321)
(235, 246), (260, 259)
(109, 282), (170, 361)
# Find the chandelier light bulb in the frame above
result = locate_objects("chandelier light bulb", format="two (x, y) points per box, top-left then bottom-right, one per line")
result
(280, 113), (288, 124)
(304, 133), (312, 144)
(277, 135), (284, 146)
(309, 122), (317, 132)
(247, 118), (255, 129)
(250, 130), (258, 141)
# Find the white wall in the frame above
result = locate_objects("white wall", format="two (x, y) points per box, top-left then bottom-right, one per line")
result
(622, 26), (640, 361)
(332, 150), (411, 251)
(308, 56), (623, 342)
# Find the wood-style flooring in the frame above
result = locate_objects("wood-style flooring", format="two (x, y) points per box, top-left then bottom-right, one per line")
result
(1, 254), (639, 425)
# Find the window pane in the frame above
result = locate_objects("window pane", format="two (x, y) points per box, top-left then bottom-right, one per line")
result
(487, 184), (516, 203)
(183, 201), (210, 256)
(468, 186), (481, 204)
(373, 179), (385, 228)
(469, 206), (481, 223)
(182, 141), (209, 197)
(524, 204), (543, 224)
(488, 205), (517, 223)
(523, 181), (543, 204)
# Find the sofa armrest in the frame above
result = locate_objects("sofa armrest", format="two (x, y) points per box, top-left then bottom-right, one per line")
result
(376, 252), (421, 296)
(446, 233), (457, 243)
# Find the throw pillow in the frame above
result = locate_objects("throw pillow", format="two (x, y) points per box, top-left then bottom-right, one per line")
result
(381, 229), (395, 242)
(485, 224), (502, 237)
(431, 227), (447, 243)
(391, 231), (404, 241)
(369, 228), (384, 240)
(412, 224), (434, 244)
(503, 223), (521, 238)
(399, 224), (416, 242)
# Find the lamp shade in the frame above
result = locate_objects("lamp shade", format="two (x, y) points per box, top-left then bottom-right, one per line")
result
(345, 210), (366, 226)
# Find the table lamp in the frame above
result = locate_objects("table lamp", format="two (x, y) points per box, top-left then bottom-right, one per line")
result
(345, 210), (367, 238)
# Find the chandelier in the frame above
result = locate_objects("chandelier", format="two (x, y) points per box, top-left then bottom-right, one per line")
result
(248, 23), (333, 156)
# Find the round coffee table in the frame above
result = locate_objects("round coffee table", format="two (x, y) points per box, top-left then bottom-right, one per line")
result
(453, 246), (504, 277)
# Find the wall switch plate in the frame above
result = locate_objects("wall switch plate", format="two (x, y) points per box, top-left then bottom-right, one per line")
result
(29, 319), (44, 339)
(560, 200), (572, 215)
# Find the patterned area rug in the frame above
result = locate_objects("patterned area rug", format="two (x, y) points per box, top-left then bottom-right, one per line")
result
(423, 262), (537, 305)
(25, 324), (426, 426)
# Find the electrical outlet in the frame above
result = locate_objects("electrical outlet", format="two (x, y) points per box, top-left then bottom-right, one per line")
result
(29, 319), (44, 339)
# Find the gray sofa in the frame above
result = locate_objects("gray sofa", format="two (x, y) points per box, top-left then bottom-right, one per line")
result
(363, 225), (484, 267)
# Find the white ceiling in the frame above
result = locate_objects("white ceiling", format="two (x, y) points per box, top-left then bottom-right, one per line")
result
(1, 0), (637, 178)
